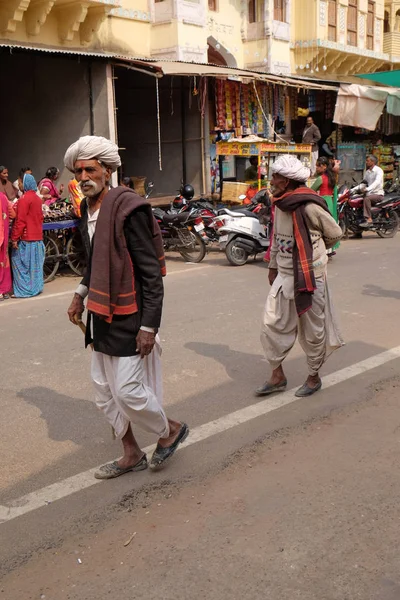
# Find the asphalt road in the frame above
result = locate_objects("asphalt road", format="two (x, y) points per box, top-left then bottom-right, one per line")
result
(1, 234), (400, 598)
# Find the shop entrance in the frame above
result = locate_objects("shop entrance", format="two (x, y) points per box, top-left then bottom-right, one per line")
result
(0, 49), (110, 187)
(114, 67), (205, 198)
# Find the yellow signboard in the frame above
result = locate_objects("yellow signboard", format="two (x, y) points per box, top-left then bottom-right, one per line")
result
(216, 142), (312, 156)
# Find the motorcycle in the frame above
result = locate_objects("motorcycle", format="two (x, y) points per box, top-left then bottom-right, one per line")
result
(212, 192), (271, 266)
(152, 207), (207, 263)
(338, 184), (399, 239)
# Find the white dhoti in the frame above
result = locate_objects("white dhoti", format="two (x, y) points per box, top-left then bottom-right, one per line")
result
(261, 274), (343, 376)
(91, 336), (170, 440)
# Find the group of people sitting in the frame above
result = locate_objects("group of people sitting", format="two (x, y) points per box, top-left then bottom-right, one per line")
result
(0, 164), (67, 301)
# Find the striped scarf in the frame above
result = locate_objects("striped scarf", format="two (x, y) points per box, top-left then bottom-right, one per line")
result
(87, 187), (166, 323)
(274, 187), (329, 316)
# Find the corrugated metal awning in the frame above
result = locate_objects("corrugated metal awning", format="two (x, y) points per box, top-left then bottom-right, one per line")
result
(115, 58), (338, 90)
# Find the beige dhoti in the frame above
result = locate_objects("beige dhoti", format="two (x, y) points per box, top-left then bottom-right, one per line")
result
(91, 335), (170, 440)
(261, 273), (343, 376)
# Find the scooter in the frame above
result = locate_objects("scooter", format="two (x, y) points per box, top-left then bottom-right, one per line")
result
(213, 198), (271, 266)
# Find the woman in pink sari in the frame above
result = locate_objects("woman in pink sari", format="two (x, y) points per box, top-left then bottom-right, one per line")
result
(38, 167), (64, 206)
(0, 192), (16, 300)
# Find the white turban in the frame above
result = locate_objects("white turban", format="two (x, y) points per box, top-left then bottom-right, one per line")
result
(271, 155), (310, 182)
(64, 135), (121, 173)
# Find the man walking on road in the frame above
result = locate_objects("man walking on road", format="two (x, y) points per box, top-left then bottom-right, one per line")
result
(65, 136), (188, 478)
(257, 155), (343, 399)
(302, 116), (321, 175)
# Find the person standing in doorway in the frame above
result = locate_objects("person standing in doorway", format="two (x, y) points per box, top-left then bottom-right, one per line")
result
(0, 166), (17, 202)
(65, 135), (189, 478)
(302, 116), (321, 176)
(256, 155), (343, 399)
(11, 174), (45, 298)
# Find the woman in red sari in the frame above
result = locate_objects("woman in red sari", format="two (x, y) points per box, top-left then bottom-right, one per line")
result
(0, 192), (16, 300)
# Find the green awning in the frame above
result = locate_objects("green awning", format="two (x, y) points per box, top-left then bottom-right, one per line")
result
(356, 70), (400, 87)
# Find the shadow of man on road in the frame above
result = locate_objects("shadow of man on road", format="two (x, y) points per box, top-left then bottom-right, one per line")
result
(185, 342), (265, 384)
(363, 284), (400, 300)
(17, 386), (104, 446)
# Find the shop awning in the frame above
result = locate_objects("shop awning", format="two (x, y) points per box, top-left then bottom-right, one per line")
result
(114, 58), (338, 90)
(356, 70), (400, 87)
(333, 83), (400, 130)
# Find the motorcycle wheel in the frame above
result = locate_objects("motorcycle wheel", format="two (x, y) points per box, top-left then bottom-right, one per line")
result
(225, 240), (249, 266)
(178, 232), (206, 263)
(376, 211), (399, 238)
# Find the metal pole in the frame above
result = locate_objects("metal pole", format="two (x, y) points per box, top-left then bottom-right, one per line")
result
(181, 78), (187, 183)
(88, 62), (94, 135)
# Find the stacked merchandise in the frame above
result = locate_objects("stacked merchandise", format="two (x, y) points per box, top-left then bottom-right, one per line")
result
(215, 80), (274, 137)
(372, 145), (395, 183)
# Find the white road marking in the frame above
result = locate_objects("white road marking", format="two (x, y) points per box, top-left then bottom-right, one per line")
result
(1, 345), (400, 525)
(0, 265), (213, 309)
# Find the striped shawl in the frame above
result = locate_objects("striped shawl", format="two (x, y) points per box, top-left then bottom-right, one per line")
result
(87, 187), (166, 323)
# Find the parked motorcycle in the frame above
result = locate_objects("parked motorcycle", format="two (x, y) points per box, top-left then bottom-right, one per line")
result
(213, 193), (271, 266)
(152, 207), (207, 263)
(338, 184), (399, 238)
(170, 185), (220, 243)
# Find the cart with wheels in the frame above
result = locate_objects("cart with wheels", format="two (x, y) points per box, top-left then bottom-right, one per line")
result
(43, 219), (85, 283)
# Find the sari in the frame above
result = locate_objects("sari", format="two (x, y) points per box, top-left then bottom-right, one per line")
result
(311, 174), (340, 252)
(0, 192), (13, 294)
(39, 178), (61, 206)
(11, 174), (45, 298)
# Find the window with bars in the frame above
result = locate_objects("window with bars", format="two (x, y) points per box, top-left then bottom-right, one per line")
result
(366, 1), (374, 50)
(274, 0), (286, 22)
(328, 0), (337, 42)
(248, 0), (257, 23)
(347, 0), (357, 46)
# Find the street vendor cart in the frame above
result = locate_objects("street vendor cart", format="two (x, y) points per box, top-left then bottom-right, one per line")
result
(216, 140), (312, 203)
(43, 219), (85, 283)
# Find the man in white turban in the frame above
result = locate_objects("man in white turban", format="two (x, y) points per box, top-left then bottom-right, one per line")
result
(64, 135), (122, 174)
(66, 136), (189, 478)
(256, 155), (343, 398)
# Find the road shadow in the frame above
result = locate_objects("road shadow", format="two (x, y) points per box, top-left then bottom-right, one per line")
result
(185, 342), (265, 383)
(2, 339), (394, 505)
(363, 284), (400, 300)
(17, 386), (105, 445)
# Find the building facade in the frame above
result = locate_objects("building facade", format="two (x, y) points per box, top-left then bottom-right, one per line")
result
(291, 0), (391, 78)
(0, 0), (292, 74)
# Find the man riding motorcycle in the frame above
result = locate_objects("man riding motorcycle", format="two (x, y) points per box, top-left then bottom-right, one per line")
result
(351, 155), (384, 228)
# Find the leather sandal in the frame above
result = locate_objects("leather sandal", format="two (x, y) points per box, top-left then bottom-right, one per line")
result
(255, 380), (287, 397)
(150, 423), (189, 470)
(295, 378), (322, 398)
(94, 454), (148, 480)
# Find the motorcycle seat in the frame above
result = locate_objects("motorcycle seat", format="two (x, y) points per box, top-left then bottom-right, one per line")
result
(219, 208), (246, 217)
(162, 212), (189, 225)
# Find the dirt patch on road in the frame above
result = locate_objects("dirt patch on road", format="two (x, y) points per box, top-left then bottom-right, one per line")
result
(2, 378), (400, 600)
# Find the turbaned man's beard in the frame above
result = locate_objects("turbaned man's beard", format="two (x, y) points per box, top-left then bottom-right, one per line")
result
(79, 179), (104, 198)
